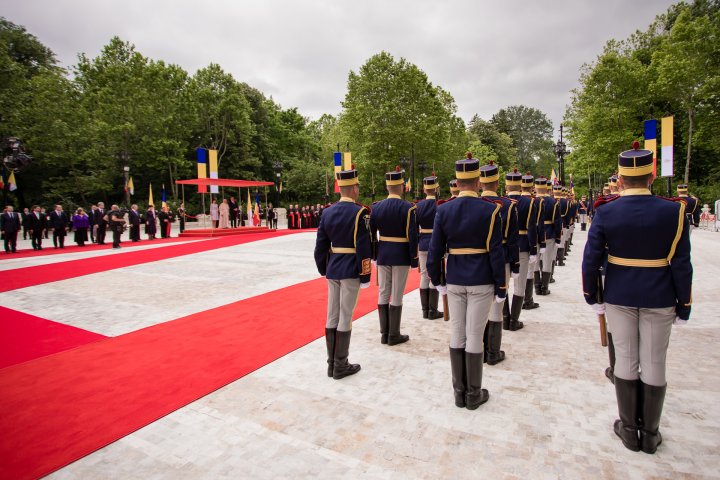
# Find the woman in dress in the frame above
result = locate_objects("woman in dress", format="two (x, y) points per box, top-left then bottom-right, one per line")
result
(210, 199), (219, 228)
(145, 205), (157, 240)
(71, 208), (90, 246)
(219, 198), (230, 228)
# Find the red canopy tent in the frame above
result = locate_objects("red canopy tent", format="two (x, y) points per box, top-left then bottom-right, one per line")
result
(175, 178), (274, 187)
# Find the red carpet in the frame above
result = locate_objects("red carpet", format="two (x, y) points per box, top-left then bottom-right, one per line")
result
(0, 235), (193, 260)
(0, 269), (419, 479)
(0, 229), (303, 293)
(0, 307), (106, 369)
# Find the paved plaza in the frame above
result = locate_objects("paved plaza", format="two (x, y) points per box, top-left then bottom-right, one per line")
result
(3, 228), (719, 479)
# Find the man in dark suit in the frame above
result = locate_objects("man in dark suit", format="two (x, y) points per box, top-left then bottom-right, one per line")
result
(48, 204), (69, 249)
(27, 204), (47, 250)
(129, 204), (141, 241)
(1, 205), (22, 253)
(94, 202), (108, 245)
(229, 196), (239, 228)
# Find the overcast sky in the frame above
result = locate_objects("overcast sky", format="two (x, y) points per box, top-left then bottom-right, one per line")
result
(6, 0), (676, 136)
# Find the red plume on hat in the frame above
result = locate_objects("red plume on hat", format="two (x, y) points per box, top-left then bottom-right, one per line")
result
(466, 152), (473, 159)
(513, 168), (518, 173)
(351, 164), (355, 170)
(431, 171), (436, 176)
(632, 140), (640, 150)
(395, 165), (401, 172)
(488, 160), (494, 165)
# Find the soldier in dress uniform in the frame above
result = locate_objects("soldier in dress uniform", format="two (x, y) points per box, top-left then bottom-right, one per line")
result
(314, 167), (372, 380)
(553, 185), (568, 266)
(675, 185), (700, 235)
(416, 174), (444, 320)
(370, 166), (419, 346)
(537, 178), (561, 295)
(583, 141), (692, 454)
(578, 195), (589, 230)
(505, 170), (538, 329)
(609, 175), (619, 195)
(478, 161), (517, 365)
(448, 179), (459, 199)
(523, 174), (543, 310)
(426, 153), (506, 409)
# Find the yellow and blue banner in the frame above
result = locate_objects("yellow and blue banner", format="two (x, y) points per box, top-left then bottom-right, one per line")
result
(644, 119), (658, 177)
(661, 116), (673, 178)
(196, 148), (208, 193)
(333, 150), (353, 193)
(8, 171), (18, 192)
(161, 184), (167, 208)
(148, 183), (154, 206)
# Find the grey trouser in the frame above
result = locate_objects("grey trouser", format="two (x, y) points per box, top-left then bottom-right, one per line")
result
(513, 251), (530, 295)
(419, 251), (436, 290)
(579, 213), (587, 224)
(447, 284), (494, 353)
(542, 239), (556, 273)
(606, 303), (675, 386)
(378, 265), (409, 306)
(326, 278), (361, 332)
(560, 227), (568, 246)
(489, 264), (510, 322)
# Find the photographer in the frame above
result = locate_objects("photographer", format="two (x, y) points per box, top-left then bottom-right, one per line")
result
(106, 204), (127, 249)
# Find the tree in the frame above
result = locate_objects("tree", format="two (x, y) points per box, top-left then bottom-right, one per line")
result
(490, 105), (555, 174)
(341, 51), (466, 199)
(467, 115), (517, 167)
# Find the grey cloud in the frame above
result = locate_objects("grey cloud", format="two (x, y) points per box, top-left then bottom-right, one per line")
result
(5, 0), (676, 135)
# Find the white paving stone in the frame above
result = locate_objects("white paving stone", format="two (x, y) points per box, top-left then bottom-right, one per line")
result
(12, 228), (720, 479)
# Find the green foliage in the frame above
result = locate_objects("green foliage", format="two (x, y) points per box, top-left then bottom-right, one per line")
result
(340, 51), (467, 200)
(565, 0), (720, 198)
(490, 105), (555, 173)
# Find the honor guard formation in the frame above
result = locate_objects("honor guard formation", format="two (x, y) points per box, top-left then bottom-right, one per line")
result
(314, 142), (694, 454)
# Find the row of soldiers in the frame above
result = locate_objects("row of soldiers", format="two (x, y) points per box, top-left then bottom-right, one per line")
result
(287, 204), (328, 229)
(314, 155), (582, 404)
(315, 142), (693, 455)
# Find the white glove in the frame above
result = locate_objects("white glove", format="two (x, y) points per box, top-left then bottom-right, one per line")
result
(539, 248), (546, 254)
(593, 303), (605, 315)
(495, 295), (505, 304)
(529, 255), (538, 264)
(511, 272), (519, 280)
(673, 317), (688, 326)
(360, 282), (370, 290)
(371, 259), (377, 266)
(436, 285), (447, 296)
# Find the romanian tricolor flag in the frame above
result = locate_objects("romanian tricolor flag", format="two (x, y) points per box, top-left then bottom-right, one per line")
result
(405, 178), (412, 193)
(161, 184), (167, 208)
(644, 119), (658, 177)
(196, 148), (208, 193)
(246, 189), (252, 225)
(148, 183), (154, 206)
(550, 168), (558, 185)
(333, 151), (343, 193)
(208, 149), (219, 194)
(126, 176), (134, 196)
(0, 170), (4, 190)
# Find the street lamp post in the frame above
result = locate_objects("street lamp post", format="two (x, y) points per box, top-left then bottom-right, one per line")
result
(554, 124), (568, 186)
(122, 165), (130, 207)
(272, 160), (283, 206)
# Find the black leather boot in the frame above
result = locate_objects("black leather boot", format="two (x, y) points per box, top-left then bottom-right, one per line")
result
(325, 328), (336, 377)
(332, 330), (361, 379)
(427, 289), (443, 320)
(640, 382), (667, 454)
(605, 332), (616, 384)
(534, 271), (542, 295)
(465, 352), (489, 410)
(502, 296), (511, 330)
(378, 304), (389, 344)
(556, 248), (565, 266)
(483, 322), (489, 363)
(523, 278), (539, 309)
(486, 321), (505, 365)
(613, 378), (641, 451)
(419, 288), (429, 319)
(581, 223), (586, 231)
(449, 347), (466, 408)
(510, 295), (524, 330)
(387, 304), (409, 345)
(539, 272), (552, 295)
(550, 261), (555, 283)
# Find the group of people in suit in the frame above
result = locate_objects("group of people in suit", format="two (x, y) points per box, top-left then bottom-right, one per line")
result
(315, 143), (694, 455)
